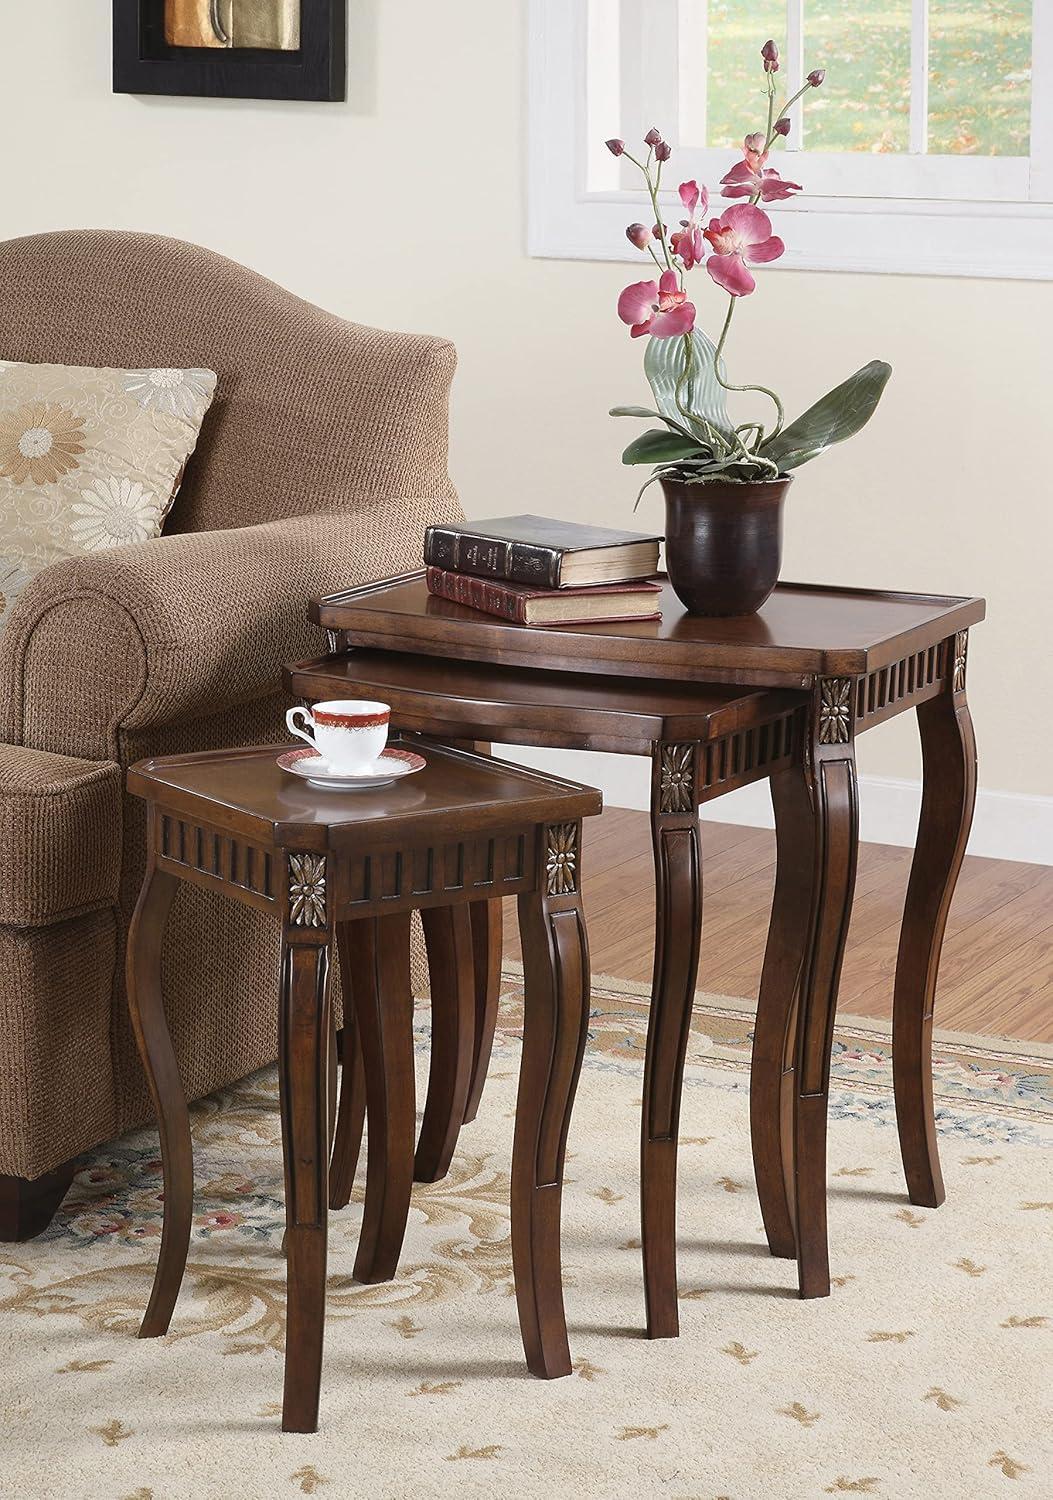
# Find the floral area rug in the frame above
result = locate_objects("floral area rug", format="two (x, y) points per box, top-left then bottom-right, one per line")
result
(2, 971), (1051, 1499)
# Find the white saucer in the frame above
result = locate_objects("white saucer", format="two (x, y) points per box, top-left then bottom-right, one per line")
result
(277, 745), (426, 791)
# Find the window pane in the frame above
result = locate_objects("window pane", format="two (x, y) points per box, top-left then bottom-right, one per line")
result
(928, 0), (1031, 157)
(804, 1), (911, 152)
(705, 1), (787, 149)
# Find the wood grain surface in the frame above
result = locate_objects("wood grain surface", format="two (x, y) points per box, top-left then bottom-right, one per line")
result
(503, 809), (1053, 1044)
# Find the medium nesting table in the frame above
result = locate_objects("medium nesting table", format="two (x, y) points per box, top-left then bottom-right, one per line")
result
(290, 571), (984, 1331)
(125, 740), (601, 1431)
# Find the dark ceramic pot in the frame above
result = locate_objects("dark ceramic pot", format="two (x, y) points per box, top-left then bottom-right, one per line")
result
(661, 474), (791, 616)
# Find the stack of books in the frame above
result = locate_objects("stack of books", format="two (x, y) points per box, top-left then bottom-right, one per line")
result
(423, 514), (663, 626)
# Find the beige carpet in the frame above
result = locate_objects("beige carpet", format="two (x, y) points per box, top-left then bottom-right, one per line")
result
(2, 971), (1051, 1499)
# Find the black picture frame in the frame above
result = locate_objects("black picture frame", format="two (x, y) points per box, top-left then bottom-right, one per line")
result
(113, 1), (346, 102)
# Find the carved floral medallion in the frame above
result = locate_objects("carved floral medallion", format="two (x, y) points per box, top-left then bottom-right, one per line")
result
(288, 853), (327, 927)
(659, 744), (694, 813)
(818, 679), (853, 744)
(545, 823), (579, 896)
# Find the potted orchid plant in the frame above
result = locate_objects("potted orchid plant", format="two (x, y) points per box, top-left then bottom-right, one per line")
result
(608, 41), (891, 615)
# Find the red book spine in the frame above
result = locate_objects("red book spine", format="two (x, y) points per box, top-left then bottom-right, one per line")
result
(425, 566), (528, 622)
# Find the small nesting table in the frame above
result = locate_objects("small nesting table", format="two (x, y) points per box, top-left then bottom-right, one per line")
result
(291, 572), (984, 1331)
(125, 740), (600, 1432)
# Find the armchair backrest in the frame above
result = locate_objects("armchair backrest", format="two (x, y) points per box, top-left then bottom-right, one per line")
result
(0, 230), (457, 533)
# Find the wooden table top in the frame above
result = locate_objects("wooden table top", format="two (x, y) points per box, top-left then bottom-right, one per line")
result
(128, 741), (602, 852)
(286, 649), (803, 749)
(313, 574), (985, 687)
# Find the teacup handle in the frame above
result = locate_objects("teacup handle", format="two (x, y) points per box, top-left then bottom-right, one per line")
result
(286, 706), (317, 750)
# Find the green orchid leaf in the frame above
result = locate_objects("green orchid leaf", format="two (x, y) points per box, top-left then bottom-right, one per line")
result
(621, 429), (710, 467)
(610, 404), (703, 444)
(761, 360), (892, 472)
(644, 330), (732, 446)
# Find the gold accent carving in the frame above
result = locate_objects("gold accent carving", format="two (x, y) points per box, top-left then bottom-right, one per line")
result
(818, 679), (853, 744)
(289, 853), (327, 927)
(545, 823), (579, 896)
(953, 631), (968, 693)
(659, 744), (695, 813)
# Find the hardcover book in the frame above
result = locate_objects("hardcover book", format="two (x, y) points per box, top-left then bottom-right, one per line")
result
(425, 567), (662, 626)
(423, 514), (662, 589)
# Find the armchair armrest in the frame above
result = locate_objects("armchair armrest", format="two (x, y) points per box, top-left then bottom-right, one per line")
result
(0, 745), (123, 925)
(0, 502), (460, 762)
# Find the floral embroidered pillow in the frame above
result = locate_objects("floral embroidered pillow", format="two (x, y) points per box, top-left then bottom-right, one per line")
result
(0, 360), (217, 626)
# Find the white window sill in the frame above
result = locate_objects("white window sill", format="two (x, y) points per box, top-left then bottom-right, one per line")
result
(528, 187), (1053, 280)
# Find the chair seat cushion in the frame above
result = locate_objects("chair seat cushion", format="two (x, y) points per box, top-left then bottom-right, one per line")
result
(0, 745), (123, 926)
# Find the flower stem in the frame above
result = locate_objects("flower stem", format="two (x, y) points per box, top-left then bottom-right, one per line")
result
(715, 296), (738, 366)
(646, 163), (674, 272)
(771, 82), (813, 147)
(712, 295), (785, 444)
(764, 76), (776, 151)
(624, 150), (675, 273)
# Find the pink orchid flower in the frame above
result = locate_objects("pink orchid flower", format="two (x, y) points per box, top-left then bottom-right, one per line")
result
(703, 204), (784, 297)
(670, 180), (709, 271)
(743, 133), (768, 172)
(721, 160), (802, 202)
(617, 268), (696, 338)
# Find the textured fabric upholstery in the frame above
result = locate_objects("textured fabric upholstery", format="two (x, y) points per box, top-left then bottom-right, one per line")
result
(0, 912), (118, 1178)
(0, 230), (458, 534)
(0, 508), (450, 760)
(0, 230), (463, 1188)
(0, 746), (123, 926)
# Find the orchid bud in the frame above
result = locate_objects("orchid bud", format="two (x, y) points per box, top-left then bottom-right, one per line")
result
(744, 132), (766, 155)
(644, 127), (663, 147)
(774, 117), (791, 137)
(807, 68), (826, 88)
(655, 139), (672, 161)
(626, 223), (651, 250)
(605, 137), (626, 157)
(761, 39), (780, 73)
(652, 223), (664, 240)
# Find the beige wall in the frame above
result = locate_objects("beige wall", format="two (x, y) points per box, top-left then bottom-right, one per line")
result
(6, 2), (1051, 797)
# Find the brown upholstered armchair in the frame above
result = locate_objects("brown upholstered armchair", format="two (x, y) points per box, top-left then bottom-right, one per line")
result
(0, 230), (463, 1237)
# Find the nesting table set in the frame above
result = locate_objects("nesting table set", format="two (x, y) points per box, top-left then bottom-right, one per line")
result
(127, 571), (983, 1431)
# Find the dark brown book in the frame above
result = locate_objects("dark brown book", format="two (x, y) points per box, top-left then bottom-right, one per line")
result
(425, 567), (662, 626)
(424, 514), (662, 589)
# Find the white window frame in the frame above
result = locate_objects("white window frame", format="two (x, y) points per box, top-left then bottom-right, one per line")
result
(528, 0), (1053, 279)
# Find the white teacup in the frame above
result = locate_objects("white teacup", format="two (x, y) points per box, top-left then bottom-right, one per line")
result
(286, 699), (391, 774)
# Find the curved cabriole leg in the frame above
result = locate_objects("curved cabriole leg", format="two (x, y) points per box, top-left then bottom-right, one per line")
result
(512, 822), (590, 1379)
(641, 743), (702, 1339)
(329, 924), (366, 1211)
(893, 657), (977, 1208)
(415, 905), (476, 1181)
(328, 1007), (338, 1152)
(351, 912), (415, 1285)
(751, 763), (816, 1260)
(126, 852), (184, 1339)
(793, 684), (859, 1300)
(463, 898), (503, 1124)
(278, 925), (332, 1435)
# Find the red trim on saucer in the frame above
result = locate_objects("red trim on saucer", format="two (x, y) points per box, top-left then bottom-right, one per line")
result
(380, 748), (426, 770)
(313, 708), (390, 730)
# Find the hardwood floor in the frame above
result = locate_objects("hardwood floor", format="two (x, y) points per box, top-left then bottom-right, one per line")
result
(503, 807), (1053, 1045)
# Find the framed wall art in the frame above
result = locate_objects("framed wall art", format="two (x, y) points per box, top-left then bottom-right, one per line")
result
(113, 1), (346, 102)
